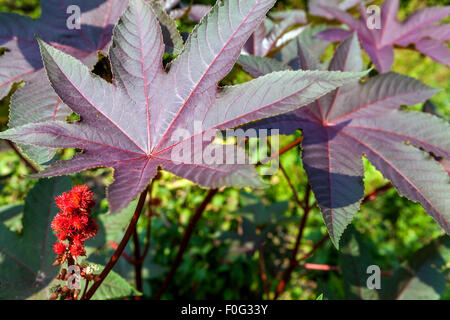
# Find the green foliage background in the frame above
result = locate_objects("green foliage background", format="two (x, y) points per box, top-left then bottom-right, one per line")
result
(0, 0), (449, 300)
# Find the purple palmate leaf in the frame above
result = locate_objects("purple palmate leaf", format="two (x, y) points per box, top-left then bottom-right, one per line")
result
(0, 0), (366, 214)
(241, 33), (449, 247)
(315, 0), (450, 72)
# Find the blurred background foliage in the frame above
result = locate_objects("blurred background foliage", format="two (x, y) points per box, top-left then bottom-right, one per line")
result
(0, 0), (449, 300)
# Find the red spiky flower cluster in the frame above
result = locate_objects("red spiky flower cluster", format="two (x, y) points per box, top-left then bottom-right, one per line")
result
(51, 185), (97, 259)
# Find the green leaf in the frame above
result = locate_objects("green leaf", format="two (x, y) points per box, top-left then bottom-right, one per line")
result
(339, 226), (380, 300)
(383, 235), (450, 300)
(0, 204), (23, 223)
(0, 177), (72, 299)
(80, 262), (140, 300)
(0, 204), (23, 232)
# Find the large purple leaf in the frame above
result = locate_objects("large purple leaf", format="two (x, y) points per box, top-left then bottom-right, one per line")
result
(243, 33), (449, 247)
(316, 0), (450, 72)
(0, 0), (366, 214)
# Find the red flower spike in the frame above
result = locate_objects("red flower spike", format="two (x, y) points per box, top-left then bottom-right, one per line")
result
(51, 185), (97, 258)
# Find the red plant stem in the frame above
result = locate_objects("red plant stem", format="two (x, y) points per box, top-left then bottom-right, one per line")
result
(140, 184), (155, 262)
(275, 136), (303, 158)
(299, 263), (392, 276)
(274, 214), (309, 297)
(297, 185), (311, 239)
(273, 185), (312, 299)
(154, 188), (219, 300)
(6, 140), (39, 173)
(141, 211), (153, 261)
(267, 138), (303, 209)
(110, 182), (156, 263)
(302, 263), (340, 271)
(279, 162), (303, 209)
(362, 183), (393, 204)
(132, 228), (142, 293)
(107, 241), (136, 264)
(80, 279), (90, 300)
(133, 181), (158, 296)
(300, 234), (330, 264)
(258, 248), (270, 299)
(257, 136), (303, 166)
(82, 187), (149, 300)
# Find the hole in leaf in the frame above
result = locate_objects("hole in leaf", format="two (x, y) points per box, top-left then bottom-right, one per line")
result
(163, 52), (177, 69)
(66, 112), (81, 123)
(92, 52), (113, 83)
(0, 47), (10, 56)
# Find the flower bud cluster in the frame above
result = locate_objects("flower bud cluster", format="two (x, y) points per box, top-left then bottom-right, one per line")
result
(51, 185), (97, 260)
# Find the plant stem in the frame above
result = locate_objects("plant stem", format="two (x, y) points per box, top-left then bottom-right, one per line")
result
(273, 185), (312, 300)
(256, 136), (303, 166)
(80, 279), (90, 300)
(301, 263), (340, 271)
(133, 180), (157, 295)
(266, 138), (303, 209)
(108, 241), (136, 264)
(154, 188), (218, 300)
(258, 248), (270, 299)
(132, 228), (142, 293)
(298, 263), (392, 276)
(273, 136), (303, 158)
(6, 140), (39, 173)
(140, 184), (155, 262)
(278, 162), (303, 209)
(362, 183), (393, 204)
(273, 212), (310, 299)
(274, 233), (330, 300)
(295, 233), (330, 263)
(82, 187), (149, 300)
